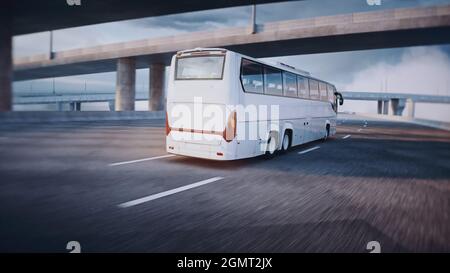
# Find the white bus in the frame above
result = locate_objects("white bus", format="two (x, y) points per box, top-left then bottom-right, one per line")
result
(166, 48), (343, 160)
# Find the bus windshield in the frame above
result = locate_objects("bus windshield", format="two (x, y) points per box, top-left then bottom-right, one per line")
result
(176, 55), (225, 80)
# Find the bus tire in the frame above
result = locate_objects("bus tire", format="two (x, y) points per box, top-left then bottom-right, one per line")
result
(323, 124), (330, 142)
(281, 131), (291, 153)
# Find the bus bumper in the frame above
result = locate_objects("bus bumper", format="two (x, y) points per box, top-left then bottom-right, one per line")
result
(166, 136), (237, 161)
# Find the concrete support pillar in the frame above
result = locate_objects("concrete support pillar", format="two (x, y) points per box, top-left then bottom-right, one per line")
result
(0, 2), (13, 111)
(249, 5), (256, 34)
(57, 102), (64, 111)
(406, 98), (415, 119)
(382, 100), (389, 115)
(149, 63), (165, 111)
(115, 57), (136, 111)
(108, 101), (115, 111)
(377, 100), (382, 114)
(391, 98), (406, 116)
(69, 102), (81, 111)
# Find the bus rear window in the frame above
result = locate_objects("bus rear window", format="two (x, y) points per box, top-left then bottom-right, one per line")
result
(175, 55), (225, 80)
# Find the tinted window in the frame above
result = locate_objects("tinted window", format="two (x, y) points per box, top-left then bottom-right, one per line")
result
(176, 56), (225, 80)
(241, 59), (264, 94)
(327, 84), (335, 103)
(309, 79), (319, 100)
(298, 76), (309, 99)
(283, 72), (297, 97)
(264, 67), (283, 96)
(319, 82), (328, 101)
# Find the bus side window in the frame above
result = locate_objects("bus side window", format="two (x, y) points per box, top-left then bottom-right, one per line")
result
(319, 82), (328, 101)
(241, 59), (264, 94)
(327, 84), (334, 103)
(297, 76), (309, 99)
(283, 72), (297, 97)
(309, 80), (319, 100)
(264, 66), (283, 96)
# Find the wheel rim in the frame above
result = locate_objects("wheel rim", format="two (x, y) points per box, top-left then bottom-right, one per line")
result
(283, 135), (289, 150)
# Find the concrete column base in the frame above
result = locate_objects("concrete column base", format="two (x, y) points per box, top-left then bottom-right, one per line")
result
(115, 58), (136, 111)
(108, 101), (115, 111)
(391, 98), (406, 116)
(149, 63), (165, 111)
(406, 98), (415, 119)
(382, 100), (389, 115)
(57, 102), (64, 111)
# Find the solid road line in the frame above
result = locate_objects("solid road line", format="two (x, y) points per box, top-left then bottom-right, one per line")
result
(342, 134), (351, 139)
(118, 177), (225, 208)
(109, 154), (175, 167)
(298, 146), (320, 155)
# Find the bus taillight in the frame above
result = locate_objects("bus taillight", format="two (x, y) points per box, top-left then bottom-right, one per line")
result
(223, 111), (237, 142)
(165, 111), (171, 136)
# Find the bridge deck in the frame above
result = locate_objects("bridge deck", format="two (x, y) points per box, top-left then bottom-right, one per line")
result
(13, 4), (450, 81)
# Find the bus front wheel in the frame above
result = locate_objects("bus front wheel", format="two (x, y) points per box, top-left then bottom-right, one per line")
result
(281, 131), (291, 153)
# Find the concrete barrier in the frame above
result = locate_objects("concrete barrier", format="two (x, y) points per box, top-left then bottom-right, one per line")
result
(344, 112), (450, 131)
(0, 111), (165, 123)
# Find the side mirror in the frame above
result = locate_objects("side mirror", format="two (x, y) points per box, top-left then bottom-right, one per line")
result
(335, 92), (344, 105)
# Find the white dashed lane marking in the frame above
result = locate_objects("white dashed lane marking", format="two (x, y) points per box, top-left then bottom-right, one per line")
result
(118, 177), (225, 208)
(298, 146), (321, 155)
(109, 154), (175, 166)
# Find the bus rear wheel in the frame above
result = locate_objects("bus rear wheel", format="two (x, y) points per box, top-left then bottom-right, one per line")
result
(323, 125), (330, 141)
(281, 131), (291, 153)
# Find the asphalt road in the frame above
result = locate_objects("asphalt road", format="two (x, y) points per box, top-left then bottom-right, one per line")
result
(0, 115), (449, 253)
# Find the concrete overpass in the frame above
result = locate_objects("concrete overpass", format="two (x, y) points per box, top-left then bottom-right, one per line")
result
(5, 4), (450, 112)
(14, 4), (450, 80)
(0, 0), (289, 112)
(10, 0), (285, 35)
(341, 91), (450, 117)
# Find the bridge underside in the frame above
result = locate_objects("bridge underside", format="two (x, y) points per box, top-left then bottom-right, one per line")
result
(13, 26), (450, 81)
(12, 0), (284, 35)
(4, 4), (450, 112)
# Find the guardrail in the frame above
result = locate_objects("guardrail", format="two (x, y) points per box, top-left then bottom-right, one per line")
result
(0, 111), (164, 123)
(13, 92), (148, 105)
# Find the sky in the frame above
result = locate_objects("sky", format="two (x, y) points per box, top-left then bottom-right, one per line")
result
(11, 0), (450, 120)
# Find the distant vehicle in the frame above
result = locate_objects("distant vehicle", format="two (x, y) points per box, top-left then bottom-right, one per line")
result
(166, 48), (343, 160)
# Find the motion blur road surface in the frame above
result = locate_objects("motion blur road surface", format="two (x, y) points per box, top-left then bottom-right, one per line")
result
(0, 114), (449, 252)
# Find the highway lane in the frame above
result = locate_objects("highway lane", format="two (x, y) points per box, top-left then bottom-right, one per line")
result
(0, 115), (449, 252)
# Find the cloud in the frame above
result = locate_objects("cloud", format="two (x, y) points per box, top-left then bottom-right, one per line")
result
(340, 46), (450, 121)
(128, 6), (251, 32)
(343, 46), (450, 94)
